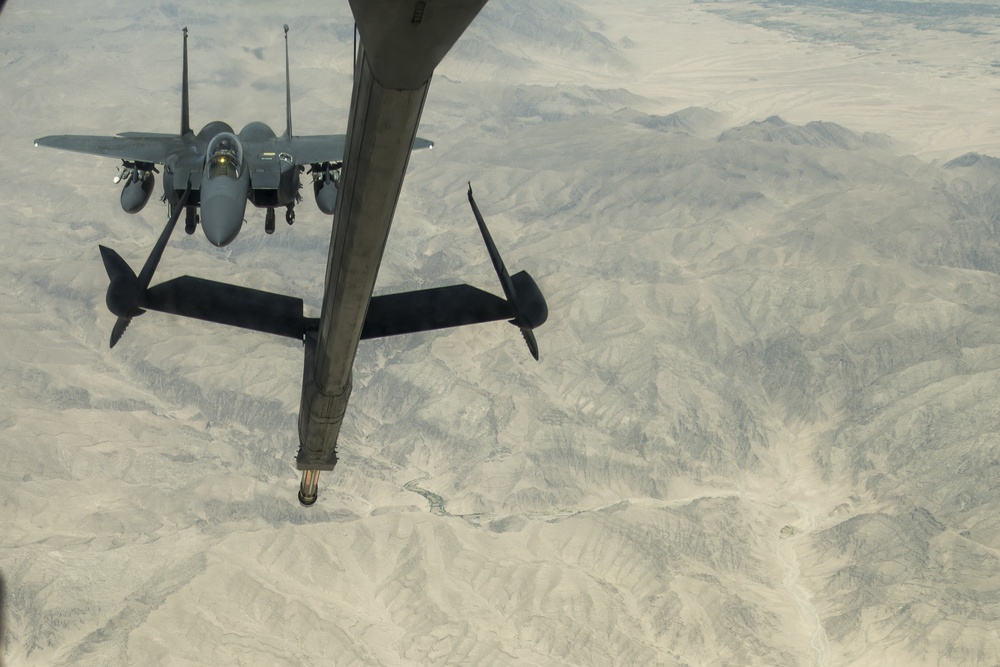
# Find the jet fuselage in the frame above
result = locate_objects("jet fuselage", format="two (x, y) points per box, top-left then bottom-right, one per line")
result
(160, 122), (301, 247)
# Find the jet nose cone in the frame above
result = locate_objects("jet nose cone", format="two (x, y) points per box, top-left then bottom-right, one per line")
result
(200, 196), (243, 247)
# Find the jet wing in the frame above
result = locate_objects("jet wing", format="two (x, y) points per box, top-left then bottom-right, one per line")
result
(277, 134), (432, 166)
(34, 133), (185, 164)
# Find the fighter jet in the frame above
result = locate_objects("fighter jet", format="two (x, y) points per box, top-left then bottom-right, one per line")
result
(34, 26), (432, 246)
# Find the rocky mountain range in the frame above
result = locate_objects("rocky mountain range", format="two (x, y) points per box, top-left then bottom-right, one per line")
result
(2, 0), (1000, 664)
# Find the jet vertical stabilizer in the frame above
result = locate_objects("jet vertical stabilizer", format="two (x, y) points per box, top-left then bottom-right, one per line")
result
(284, 24), (293, 138)
(181, 27), (191, 136)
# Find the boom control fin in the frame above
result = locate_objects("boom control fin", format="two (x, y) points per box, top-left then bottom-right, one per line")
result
(101, 182), (192, 348)
(467, 183), (547, 360)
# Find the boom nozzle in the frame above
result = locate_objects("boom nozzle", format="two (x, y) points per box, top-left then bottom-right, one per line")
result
(298, 469), (320, 506)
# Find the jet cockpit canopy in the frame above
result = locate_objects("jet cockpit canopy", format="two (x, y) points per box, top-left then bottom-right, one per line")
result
(206, 132), (243, 179)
